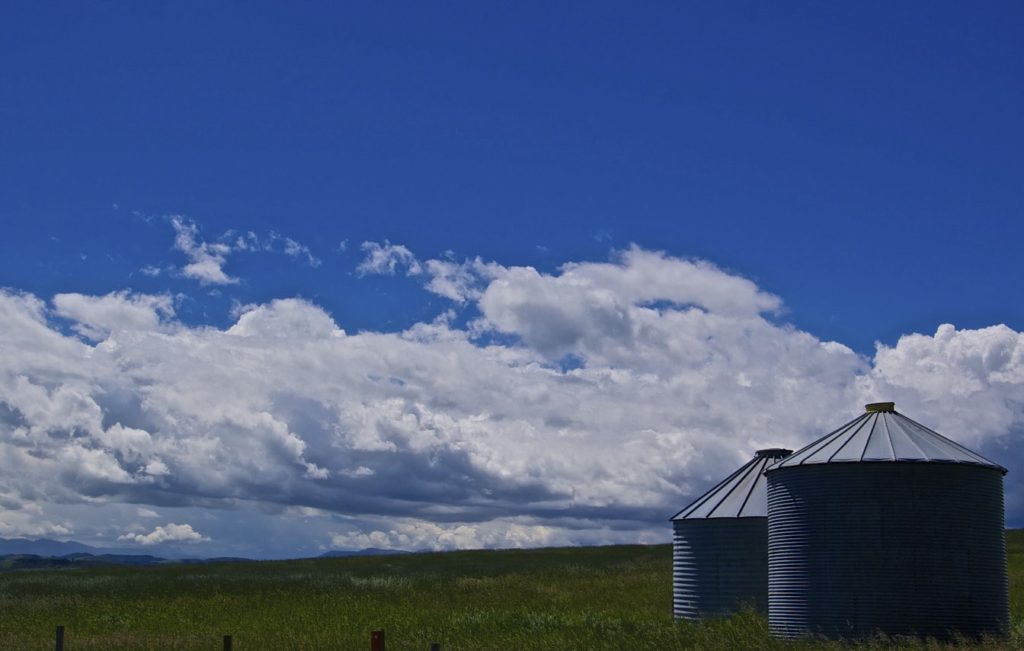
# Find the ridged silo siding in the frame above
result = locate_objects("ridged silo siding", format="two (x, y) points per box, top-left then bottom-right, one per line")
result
(767, 463), (1008, 640)
(673, 518), (768, 620)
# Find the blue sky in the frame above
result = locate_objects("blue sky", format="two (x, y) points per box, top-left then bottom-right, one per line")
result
(1, 2), (1023, 557)
(5, 1), (1023, 351)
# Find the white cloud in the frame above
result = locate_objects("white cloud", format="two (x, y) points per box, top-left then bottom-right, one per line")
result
(167, 218), (321, 285)
(0, 517), (71, 538)
(329, 518), (557, 551)
(868, 323), (1024, 449)
(475, 246), (781, 358)
(171, 216), (238, 285)
(136, 507), (159, 518)
(284, 238), (322, 268)
(53, 291), (176, 341)
(0, 246), (1022, 553)
(144, 460), (170, 476)
(0, 493), (71, 538)
(231, 231), (265, 252)
(227, 299), (345, 339)
(423, 257), (503, 303)
(357, 241), (423, 276)
(327, 516), (668, 552)
(118, 523), (209, 545)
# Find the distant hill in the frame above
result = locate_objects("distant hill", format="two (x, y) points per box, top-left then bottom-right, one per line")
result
(0, 537), (255, 571)
(0, 553), (168, 571)
(0, 552), (254, 571)
(318, 548), (410, 558)
(0, 537), (417, 571)
(0, 537), (99, 556)
(0, 537), (210, 560)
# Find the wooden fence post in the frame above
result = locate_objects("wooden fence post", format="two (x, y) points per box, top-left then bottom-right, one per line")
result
(429, 643), (441, 651)
(223, 634), (233, 650)
(370, 628), (385, 651)
(55, 625), (64, 651)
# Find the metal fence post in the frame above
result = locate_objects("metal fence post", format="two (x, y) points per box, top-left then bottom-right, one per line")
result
(223, 634), (233, 650)
(370, 629), (385, 651)
(429, 643), (441, 651)
(55, 626), (64, 651)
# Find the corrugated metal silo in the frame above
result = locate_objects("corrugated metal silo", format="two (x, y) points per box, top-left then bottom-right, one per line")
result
(671, 447), (792, 620)
(766, 402), (1008, 640)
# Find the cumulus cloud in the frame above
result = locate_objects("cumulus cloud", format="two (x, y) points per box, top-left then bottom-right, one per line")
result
(867, 324), (1024, 451)
(329, 518), (561, 551)
(357, 241), (423, 276)
(325, 515), (671, 552)
(0, 493), (70, 538)
(118, 523), (208, 545)
(53, 291), (176, 341)
(423, 256), (503, 303)
(357, 243), (503, 302)
(473, 247), (783, 358)
(0, 246), (1021, 553)
(227, 298), (345, 339)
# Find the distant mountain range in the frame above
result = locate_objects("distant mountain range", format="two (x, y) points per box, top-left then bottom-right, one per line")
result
(1, 553), (177, 570)
(0, 552), (254, 571)
(318, 547), (409, 558)
(0, 536), (197, 559)
(0, 537), (101, 557)
(0, 537), (410, 570)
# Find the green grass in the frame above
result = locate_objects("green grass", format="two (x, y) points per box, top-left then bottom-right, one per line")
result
(1, 534), (1022, 650)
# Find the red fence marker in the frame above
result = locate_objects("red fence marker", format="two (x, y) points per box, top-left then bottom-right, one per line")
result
(371, 629), (385, 651)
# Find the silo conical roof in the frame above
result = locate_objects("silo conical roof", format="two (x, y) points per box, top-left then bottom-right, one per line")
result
(672, 448), (792, 519)
(770, 402), (1006, 473)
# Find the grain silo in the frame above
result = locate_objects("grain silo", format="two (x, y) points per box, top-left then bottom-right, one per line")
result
(767, 402), (1008, 640)
(670, 448), (792, 620)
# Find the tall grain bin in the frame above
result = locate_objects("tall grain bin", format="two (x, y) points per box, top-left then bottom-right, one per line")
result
(767, 402), (1008, 640)
(671, 448), (792, 620)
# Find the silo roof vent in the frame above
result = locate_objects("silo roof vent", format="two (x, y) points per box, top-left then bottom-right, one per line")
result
(672, 448), (792, 520)
(768, 404), (1006, 473)
(865, 402), (895, 413)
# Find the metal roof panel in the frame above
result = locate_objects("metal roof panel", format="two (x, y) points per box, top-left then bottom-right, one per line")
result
(889, 423), (927, 460)
(828, 414), (876, 461)
(783, 416), (863, 466)
(861, 414), (896, 460)
(769, 404), (1006, 473)
(672, 448), (792, 520)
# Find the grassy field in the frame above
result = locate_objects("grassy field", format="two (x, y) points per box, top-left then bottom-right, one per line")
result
(0, 533), (1021, 650)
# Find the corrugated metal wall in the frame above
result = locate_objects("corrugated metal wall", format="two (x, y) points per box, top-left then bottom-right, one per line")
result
(673, 518), (768, 620)
(767, 463), (1008, 640)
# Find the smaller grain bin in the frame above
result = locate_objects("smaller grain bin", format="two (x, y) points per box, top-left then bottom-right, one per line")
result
(670, 448), (792, 620)
(767, 402), (1009, 640)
